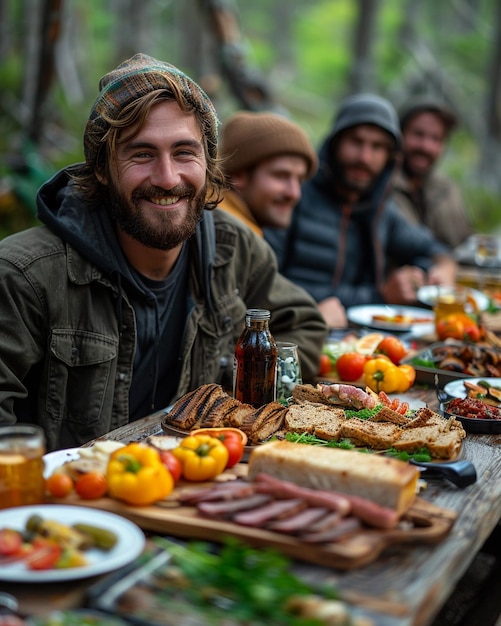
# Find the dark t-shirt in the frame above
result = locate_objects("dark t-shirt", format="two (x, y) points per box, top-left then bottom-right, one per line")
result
(128, 244), (189, 419)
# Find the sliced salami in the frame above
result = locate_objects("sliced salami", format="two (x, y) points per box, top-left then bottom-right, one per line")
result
(197, 493), (272, 518)
(233, 498), (307, 527)
(267, 507), (328, 533)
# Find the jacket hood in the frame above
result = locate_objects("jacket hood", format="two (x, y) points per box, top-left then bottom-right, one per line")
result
(313, 93), (402, 213)
(330, 93), (402, 147)
(36, 165), (215, 299)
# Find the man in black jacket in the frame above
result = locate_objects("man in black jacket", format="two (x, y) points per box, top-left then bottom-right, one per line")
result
(265, 93), (456, 325)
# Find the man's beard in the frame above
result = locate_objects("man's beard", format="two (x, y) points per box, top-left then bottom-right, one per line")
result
(337, 160), (378, 195)
(107, 181), (206, 250)
(403, 151), (434, 180)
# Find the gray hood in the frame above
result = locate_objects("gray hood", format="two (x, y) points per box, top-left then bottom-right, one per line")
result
(330, 93), (402, 148)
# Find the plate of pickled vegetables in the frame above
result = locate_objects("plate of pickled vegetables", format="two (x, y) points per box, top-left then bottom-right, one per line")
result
(0, 504), (145, 582)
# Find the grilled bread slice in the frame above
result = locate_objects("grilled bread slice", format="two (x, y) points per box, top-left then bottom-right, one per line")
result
(339, 419), (402, 449)
(249, 402), (288, 444)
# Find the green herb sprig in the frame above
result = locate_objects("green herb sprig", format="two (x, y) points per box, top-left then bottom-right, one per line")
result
(153, 536), (337, 624)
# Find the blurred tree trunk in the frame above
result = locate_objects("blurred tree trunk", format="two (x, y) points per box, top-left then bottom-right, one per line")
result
(0, 0), (10, 60)
(397, 0), (420, 49)
(270, 0), (294, 72)
(110, 0), (151, 65)
(23, 0), (63, 144)
(348, 0), (380, 94)
(479, 0), (501, 191)
(199, 0), (276, 111)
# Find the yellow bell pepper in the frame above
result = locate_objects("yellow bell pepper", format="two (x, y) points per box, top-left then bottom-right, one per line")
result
(172, 434), (229, 482)
(107, 443), (174, 506)
(363, 357), (404, 394)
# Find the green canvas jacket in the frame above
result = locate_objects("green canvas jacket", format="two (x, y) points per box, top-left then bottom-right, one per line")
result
(0, 169), (326, 451)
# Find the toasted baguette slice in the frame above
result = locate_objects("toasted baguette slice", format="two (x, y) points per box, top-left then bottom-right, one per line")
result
(248, 441), (419, 514)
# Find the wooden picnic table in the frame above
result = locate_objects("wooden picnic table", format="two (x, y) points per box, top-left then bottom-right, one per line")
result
(7, 381), (501, 626)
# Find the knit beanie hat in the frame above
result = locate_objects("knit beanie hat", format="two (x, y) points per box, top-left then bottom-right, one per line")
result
(83, 53), (220, 167)
(220, 111), (318, 178)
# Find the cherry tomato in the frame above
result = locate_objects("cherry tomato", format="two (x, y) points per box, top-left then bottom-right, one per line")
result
(436, 313), (481, 342)
(46, 473), (74, 498)
(335, 353), (367, 381)
(159, 450), (182, 482)
(190, 428), (246, 468)
(318, 354), (333, 376)
(75, 471), (108, 499)
(376, 336), (408, 364)
(27, 538), (62, 570)
(0, 528), (23, 556)
(218, 432), (245, 468)
(457, 315), (481, 342)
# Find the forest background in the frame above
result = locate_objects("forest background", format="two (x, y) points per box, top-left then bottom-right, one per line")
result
(1, 0), (501, 238)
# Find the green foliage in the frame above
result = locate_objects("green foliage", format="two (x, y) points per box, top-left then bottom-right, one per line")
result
(293, 1), (355, 96)
(1, 0), (501, 238)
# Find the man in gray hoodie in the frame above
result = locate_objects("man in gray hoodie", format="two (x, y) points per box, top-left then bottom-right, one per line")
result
(265, 93), (456, 325)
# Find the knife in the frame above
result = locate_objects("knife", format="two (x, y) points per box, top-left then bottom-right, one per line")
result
(410, 459), (477, 488)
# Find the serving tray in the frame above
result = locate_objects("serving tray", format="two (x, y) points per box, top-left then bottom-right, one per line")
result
(50, 465), (457, 571)
(401, 341), (501, 387)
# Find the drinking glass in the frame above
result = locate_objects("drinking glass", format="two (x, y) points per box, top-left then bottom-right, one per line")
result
(432, 285), (479, 335)
(0, 424), (46, 509)
(473, 234), (500, 268)
(275, 342), (302, 405)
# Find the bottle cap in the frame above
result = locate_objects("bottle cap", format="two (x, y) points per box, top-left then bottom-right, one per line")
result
(245, 308), (271, 320)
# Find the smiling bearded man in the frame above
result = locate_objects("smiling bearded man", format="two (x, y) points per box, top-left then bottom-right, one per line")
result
(0, 53), (327, 451)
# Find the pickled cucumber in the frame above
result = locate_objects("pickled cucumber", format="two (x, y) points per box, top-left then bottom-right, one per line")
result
(71, 524), (118, 550)
(25, 515), (93, 550)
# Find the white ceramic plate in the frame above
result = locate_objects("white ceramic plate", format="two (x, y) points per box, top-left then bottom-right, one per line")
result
(43, 447), (81, 478)
(0, 504), (145, 582)
(417, 285), (490, 312)
(346, 304), (435, 335)
(443, 377), (501, 399)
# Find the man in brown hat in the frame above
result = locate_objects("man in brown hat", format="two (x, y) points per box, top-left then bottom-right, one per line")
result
(392, 98), (473, 248)
(218, 111), (319, 236)
(0, 54), (326, 451)
(219, 111), (347, 327)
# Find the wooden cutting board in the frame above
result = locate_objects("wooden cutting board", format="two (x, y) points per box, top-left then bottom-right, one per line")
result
(50, 465), (457, 570)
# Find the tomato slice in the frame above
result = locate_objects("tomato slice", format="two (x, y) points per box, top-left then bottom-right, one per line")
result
(0, 528), (23, 556)
(26, 540), (62, 570)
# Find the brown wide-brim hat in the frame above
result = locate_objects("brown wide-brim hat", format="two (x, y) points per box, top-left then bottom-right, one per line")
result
(84, 53), (220, 167)
(220, 111), (318, 179)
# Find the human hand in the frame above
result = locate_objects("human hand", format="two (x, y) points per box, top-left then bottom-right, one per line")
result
(381, 266), (426, 304)
(427, 256), (457, 286)
(317, 297), (348, 328)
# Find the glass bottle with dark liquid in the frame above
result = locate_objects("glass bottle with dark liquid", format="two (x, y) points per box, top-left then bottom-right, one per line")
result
(234, 309), (278, 408)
